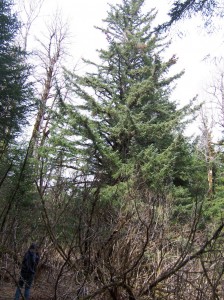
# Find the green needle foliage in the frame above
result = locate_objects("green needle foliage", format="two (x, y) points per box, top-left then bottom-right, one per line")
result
(0, 0), (33, 148)
(0, 0), (36, 246)
(158, 0), (222, 31)
(59, 0), (200, 204)
(47, 0), (208, 213)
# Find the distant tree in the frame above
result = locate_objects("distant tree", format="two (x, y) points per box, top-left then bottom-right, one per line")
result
(198, 63), (224, 220)
(28, 13), (69, 157)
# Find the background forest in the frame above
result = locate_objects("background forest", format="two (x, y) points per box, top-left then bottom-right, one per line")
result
(1, 0), (224, 299)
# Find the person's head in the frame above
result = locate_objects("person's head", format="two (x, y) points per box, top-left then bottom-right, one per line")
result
(29, 243), (39, 252)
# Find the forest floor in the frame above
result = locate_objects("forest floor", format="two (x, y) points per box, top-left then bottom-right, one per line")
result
(0, 259), (81, 300)
(0, 259), (61, 299)
(1, 277), (55, 299)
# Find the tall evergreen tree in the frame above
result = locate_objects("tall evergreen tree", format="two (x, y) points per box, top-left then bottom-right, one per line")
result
(0, 0), (36, 247)
(60, 0), (194, 199)
(0, 0), (32, 150)
(18, 2), (216, 298)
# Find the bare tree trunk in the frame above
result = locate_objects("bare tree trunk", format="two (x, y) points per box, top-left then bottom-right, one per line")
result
(198, 106), (216, 196)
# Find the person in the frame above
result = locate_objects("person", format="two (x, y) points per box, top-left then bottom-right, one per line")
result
(14, 243), (40, 300)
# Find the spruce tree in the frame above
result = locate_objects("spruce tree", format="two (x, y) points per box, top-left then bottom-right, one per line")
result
(61, 0), (193, 198)
(0, 0), (32, 149)
(0, 0), (36, 246)
(33, 3), (213, 297)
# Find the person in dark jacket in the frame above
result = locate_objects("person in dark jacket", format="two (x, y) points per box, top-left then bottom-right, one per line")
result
(14, 243), (40, 300)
